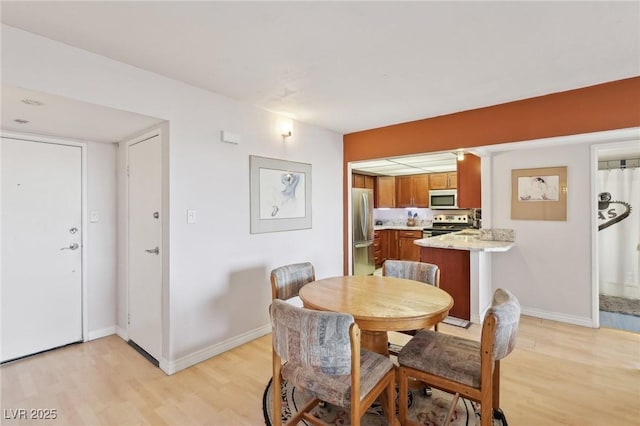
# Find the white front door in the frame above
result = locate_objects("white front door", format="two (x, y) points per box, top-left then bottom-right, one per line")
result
(1, 137), (83, 362)
(128, 135), (162, 362)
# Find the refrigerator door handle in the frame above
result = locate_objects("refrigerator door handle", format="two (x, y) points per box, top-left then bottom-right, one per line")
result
(360, 193), (368, 238)
(354, 241), (373, 248)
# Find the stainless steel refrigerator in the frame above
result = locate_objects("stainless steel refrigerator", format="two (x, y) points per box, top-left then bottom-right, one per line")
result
(352, 188), (375, 276)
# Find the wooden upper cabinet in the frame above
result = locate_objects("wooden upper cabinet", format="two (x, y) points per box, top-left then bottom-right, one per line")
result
(457, 154), (481, 208)
(376, 176), (395, 208)
(448, 172), (457, 189)
(395, 176), (413, 207)
(352, 173), (375, 190)
(428, 172), (448, 189)
(412, 174), (430, 207)
(364, 175), (375, 190)
(429, 172), (457, 189)
(396, 174), (429, 207)
(353, 173), (364, 188)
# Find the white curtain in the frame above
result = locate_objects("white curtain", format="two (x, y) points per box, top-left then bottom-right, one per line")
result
(598, 168), (640, 298)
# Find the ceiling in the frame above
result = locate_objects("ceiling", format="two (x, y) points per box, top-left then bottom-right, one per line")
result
(1, 86), (164, 143)
(352, 152), (458, 176)
(1, 1), (638, 140)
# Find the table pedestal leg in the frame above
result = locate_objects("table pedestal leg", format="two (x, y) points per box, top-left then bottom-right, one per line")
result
(360, 330), (389, 356)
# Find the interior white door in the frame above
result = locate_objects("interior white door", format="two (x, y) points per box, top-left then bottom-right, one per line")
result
(1, 137), (83, 362)
(128, 135), (162, 362)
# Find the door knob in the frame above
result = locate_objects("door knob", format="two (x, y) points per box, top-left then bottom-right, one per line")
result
(145, 246), (160, 255)
(61, 243), (79, 250)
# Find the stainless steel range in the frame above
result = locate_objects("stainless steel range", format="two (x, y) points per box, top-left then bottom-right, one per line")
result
(423, 214), (474, 238)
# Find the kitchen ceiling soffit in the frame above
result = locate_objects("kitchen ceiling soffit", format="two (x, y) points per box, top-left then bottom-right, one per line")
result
(352, 153), (457, 176)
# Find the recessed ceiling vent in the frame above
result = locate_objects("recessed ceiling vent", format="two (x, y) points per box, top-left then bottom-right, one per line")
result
(21, 99), (44, 106)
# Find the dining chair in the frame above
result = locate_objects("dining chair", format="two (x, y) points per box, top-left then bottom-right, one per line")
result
(270, 262), (315, 307)
(397, 288), (521, 426)
(270, 299), (396, 426)
(383, 259), (441, 337)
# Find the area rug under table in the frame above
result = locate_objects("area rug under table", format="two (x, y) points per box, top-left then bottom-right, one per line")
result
(263, 378), (505, 425)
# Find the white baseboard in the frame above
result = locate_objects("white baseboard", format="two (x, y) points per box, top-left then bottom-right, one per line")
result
(521, 306), (595, 328)
(159, 324), (272, 375)
(87, 326), (117, 341)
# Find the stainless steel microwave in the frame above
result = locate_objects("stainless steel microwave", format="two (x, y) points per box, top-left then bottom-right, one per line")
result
(429, 189), (458, 209)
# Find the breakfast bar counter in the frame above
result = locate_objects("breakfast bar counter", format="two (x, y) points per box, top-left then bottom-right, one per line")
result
(414, 229), (515, 323)
(414, 229), (515, 252)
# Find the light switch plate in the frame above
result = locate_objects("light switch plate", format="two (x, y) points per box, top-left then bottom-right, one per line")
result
(90, 211), (99, 223)
(187, 210), (197, 224)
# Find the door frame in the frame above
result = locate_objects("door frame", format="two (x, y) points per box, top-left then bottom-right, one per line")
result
(122, 127), (169, 372)
(1, 130), (89, 342)
(590, 134), (640, 328)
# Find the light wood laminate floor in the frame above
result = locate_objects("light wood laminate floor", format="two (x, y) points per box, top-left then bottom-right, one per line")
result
(1, 315), (639, 425)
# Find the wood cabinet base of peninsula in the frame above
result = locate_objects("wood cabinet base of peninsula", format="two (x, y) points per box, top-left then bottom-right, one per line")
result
(420, 247), (470, 320)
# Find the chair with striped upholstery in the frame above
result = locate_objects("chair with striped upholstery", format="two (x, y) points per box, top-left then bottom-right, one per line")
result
(270, 262), (316, 307)
(383, 260), (441, 350)
(270, 299), (396, 426)
(398, 288), (521, 426)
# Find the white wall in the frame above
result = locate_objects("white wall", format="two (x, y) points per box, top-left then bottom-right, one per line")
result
(489, 143), (593, 325)
(86, 141), (118, 339)
(3, 25), (344, 369)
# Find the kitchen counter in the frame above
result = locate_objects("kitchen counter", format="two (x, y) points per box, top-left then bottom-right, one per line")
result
(417, 229), (515, 324)
(374, 225), (424, 231)
(414, 229), (514, 252)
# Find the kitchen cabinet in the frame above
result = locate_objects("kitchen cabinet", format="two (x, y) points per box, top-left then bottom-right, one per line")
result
(374, 230), (382, 267)
(429, 172), (457, 189)
(448, 172), (458, 189)
(376, 176), (395, 208)
(352, 173), (375, 190)
(397, 230), (422, 261)
(380, 230), (389, 265)
(386, 230), (399, 261)
(396, 174), (429, 207)
(457, 154), (481, 208)
(420, 247), (470, 320)
(381, 229), (420, 263)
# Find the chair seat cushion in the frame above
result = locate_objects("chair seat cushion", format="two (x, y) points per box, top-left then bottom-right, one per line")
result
(282, 349), (393, 408)
(398, 330), (481, 389)
(284, 296), (304, 308)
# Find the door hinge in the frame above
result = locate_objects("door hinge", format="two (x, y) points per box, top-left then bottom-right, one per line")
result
(128, 313), (131, 325)
(126, 165), (130, 176)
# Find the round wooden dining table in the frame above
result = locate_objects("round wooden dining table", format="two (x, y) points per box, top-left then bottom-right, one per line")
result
(299, 275), (453, 356)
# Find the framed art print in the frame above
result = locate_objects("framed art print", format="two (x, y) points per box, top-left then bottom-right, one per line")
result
(249, 155), (312, 233)
(511, 166), (567, 221)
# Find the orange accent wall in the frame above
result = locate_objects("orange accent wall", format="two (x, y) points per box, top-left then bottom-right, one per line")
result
(342, 76), (640, 273)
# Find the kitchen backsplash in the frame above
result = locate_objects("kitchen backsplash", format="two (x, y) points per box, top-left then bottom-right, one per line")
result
(374, 208), (472, 227)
